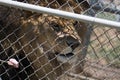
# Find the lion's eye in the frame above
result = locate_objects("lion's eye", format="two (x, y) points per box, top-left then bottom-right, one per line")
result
(50, 22), (62, 32)
(53, 24), (61, 32)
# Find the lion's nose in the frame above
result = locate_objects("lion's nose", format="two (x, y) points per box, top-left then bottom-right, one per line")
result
(65, 36), (80, 50)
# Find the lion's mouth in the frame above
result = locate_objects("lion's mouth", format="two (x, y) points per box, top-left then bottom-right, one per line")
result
(56, 53), (74, 63)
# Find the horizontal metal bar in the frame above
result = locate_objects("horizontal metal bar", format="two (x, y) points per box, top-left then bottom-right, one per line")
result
(0, 0), (120, 28)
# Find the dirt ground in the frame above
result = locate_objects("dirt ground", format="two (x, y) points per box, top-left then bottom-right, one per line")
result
(57, 60), (120, 80)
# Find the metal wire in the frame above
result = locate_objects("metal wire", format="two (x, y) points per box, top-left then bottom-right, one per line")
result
(0, 0), (120, 80)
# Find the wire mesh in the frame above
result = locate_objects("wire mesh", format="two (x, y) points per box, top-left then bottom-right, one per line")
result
(0, 0), (120, 80)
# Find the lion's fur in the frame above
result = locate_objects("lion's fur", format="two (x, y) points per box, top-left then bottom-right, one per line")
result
(0, 0), (89, 79)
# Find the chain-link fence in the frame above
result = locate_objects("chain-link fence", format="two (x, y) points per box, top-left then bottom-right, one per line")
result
(0, 0), (120, 80)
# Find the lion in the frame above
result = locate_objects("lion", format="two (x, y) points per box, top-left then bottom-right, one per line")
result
(0, 0), (90, 80)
